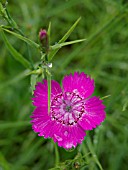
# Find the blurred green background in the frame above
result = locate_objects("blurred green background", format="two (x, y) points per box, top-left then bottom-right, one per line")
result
(0, 0), (128, 169)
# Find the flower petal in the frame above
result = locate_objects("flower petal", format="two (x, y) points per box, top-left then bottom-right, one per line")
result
(62, 72), (94, 99)
(31, 107), (59, 138)
(30, 72), (106, 149)
(30, 106), (49, 133)
(51, 80), (62, 96)
(53, 124), (86, 149)
(32, 80), (62, 107)
(78, 96), (106, 130)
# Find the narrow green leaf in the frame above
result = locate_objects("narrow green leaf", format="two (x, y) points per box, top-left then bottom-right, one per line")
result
(59, 17), (81, 43)
(122, 99), (128, 111)
(0, 27), (40, 49)
(87, 136), (103, 170)
(0, 62), (40, 89)
(47, 21), (51, 44)
(48, 17), (81, 61)
(0, 121), (30, 129)
(0, 30), (31, 69)
(51, 39), (86, 50)
(13, 139), (43, 169)
(0, 152), (11, 170)
(100, 94), (111, 100)
(0, 2), (8, 19)
(0, 69), (29, 89)
(30, 74), (38, 94)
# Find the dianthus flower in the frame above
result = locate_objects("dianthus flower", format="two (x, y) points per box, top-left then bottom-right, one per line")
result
(31, 72), (106, 149)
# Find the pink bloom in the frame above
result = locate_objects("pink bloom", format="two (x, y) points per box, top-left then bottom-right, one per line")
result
(31, 72), (106, 149)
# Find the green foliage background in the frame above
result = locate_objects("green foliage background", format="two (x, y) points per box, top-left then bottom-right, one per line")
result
(0, 0), (128, 169)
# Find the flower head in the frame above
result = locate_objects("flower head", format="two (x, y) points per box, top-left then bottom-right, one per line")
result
(31, 72), (106, 149)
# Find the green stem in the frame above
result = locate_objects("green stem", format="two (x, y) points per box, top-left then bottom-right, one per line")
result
(54, 143), (59, 166)
(5, 7), (18, 28)
(2, 4), (34, 69)
(46, 69), (51, 113)
(13, 27), (34, 69)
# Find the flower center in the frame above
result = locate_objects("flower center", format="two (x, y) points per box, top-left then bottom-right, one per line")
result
(50, 92), (85, 125)
(65, 105), (72, 112)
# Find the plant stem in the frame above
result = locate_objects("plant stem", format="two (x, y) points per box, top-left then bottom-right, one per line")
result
(46, 69), (51, 113)
(54, 143), (60, 166)
(2, 4), (34, 69)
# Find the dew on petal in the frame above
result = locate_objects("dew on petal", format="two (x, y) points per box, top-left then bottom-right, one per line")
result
(64, 131), (68, 137)
(64, 142), (77, 150)
(54, 134), (63, 142)
(65, 142), (73, 149)
(73, 89), (79, 94)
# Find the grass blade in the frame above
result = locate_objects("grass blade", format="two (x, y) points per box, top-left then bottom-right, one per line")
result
(122, 99), (128, 111)
(59, 17), (81, 43)
(48, 17), (81, 61)
(0, 152), (11, 170)
(30, 74), (38, 94)
(0, 30), (31, 69)
(51, 39), (86, 50)
(0, 121), (30, 129)
(86, 136), (103, 170)
(47, 21), (51, 45)
(0, 27), (40, 49)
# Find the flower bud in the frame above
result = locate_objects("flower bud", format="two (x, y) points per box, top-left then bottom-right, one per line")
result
(39, 29), (47, 42)
(39, 29), (49, 53)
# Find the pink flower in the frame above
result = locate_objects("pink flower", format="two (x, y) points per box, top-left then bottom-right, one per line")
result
(31, 72), (106, 149)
